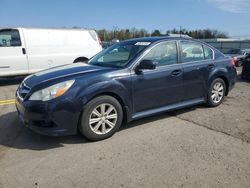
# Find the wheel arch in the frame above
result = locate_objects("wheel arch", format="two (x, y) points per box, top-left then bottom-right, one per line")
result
(73, 57), (89, 63)
(216, 75), (229, 96)
(77, 90), (131, 133)
(89, 92), (130, 123)
(208, 69), (230, 96)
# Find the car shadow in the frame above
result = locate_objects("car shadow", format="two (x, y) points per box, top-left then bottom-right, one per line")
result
(237, 77), (250, 83)
(236, 68), (250, 83)
(0, 112), (88, 152)
(120, 107), (201, 131)
(0, 76), (26, 86)
(0, 106), (200, 152)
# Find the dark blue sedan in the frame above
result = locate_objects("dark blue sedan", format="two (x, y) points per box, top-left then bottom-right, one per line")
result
(16, 37), (237, 141)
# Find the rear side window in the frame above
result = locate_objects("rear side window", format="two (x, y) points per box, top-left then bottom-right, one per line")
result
(0, 29), (21, 47)
(203, 46), (213, 60)
(181, 41), (204, 62)
(142, 41), (177, 67)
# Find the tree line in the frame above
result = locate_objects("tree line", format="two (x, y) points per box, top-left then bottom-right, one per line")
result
(97, 28), (228, 41)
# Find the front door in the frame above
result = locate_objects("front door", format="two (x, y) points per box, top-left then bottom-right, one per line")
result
(132, 41), (183, 113)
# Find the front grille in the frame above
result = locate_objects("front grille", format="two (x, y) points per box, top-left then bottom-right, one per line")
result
(32, 120), (56, 128)
(17, 82), (31, 100)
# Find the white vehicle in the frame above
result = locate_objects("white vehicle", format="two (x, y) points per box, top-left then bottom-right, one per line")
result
(0, 27), (102, 76)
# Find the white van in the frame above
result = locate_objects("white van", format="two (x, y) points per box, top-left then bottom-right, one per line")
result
(0, 27), (102, 76)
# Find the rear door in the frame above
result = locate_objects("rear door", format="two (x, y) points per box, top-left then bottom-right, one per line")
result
(180, 40), (215, 101)
(0, 29), (28, 76)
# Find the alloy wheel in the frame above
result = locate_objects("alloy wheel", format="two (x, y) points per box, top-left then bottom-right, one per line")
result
(211, 82), (224, 103)
(89, 103), (118, 135)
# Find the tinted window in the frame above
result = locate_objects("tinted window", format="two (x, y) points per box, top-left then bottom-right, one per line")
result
(181, 41), (204, 62)
(203, 46), (213, 60)
(142, 41), (177, 66)
(0, 29), (21, 47)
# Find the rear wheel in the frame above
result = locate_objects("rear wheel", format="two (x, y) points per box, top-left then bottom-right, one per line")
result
(236, 61), (243, 67)
(73, 57), (88, 63)
(241, 65), (246, 79)
(79, 96), (123, 141)
(241, 74), (245, 79)
(207, 78), (226, 107)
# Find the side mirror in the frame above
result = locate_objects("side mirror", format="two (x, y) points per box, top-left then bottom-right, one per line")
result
(135, 60), (156, 73)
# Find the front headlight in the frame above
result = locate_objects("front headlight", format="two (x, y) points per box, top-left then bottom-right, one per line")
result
(29, 80), (75, 101)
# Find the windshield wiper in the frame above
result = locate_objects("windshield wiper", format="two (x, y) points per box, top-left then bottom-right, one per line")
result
(91, 62), (107, 67)
(91, 62), (120, 68)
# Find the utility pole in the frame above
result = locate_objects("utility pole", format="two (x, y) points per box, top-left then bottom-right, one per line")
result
(180, 26), (182, 38)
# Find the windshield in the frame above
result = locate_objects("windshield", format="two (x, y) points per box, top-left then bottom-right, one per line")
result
(88, 41), (150, 68)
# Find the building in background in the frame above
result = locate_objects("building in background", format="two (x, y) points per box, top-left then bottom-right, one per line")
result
(201, 38), (250, 53)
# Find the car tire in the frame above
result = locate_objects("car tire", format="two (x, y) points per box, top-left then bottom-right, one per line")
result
(206, 78), (226, 107)
(241, 66), (246, 79)
(236, 61), (243, 67)
(73, 57), (88, 63)
(79, 95), (123, 141)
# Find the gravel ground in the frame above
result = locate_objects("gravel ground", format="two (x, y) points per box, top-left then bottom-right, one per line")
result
(0, 70), (250, 188)
(170, 77), (250, 143)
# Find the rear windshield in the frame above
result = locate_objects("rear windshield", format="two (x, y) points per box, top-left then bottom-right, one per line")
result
(88, 41), (150, 68)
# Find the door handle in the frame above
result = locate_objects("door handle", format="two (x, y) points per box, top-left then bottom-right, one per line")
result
(171, 70), (182, 77)
(207, 64), (215, 70)
(22, 48), (26, 55)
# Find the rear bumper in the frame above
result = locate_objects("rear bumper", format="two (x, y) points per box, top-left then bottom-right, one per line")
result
(15, 95), (81, 136)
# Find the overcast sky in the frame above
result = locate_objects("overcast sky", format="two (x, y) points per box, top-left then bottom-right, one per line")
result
(1, 0), (250, 38)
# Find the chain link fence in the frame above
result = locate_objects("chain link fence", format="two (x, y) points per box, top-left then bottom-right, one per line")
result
(200, 39), (250, 53)
(102, 39), (250, 54)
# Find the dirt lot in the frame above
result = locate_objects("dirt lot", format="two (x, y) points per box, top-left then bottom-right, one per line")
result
(0, 70), (250, 188)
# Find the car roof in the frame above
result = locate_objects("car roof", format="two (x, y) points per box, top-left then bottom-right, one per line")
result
(123, 36), (216, 49)
(123, 36), (206, 44)
(0, 27), (95, 32)
(122, 36), (221, 55)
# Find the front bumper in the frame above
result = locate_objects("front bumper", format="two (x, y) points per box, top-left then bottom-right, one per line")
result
(15, 96), (81, 136)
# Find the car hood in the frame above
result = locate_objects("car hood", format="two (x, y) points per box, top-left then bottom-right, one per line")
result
(24, 63), (114, 88)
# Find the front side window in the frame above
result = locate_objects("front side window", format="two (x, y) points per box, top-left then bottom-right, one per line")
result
(141, 41), (177, 66)
(88, 42), (148, 68)
(0, 29), (21, 47)
(181, 41), (205, 62)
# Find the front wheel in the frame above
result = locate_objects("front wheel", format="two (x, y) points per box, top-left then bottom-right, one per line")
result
(206, 78), (226, 107)
(79, 96), (123, 141)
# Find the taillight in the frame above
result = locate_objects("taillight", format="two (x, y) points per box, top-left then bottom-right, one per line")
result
(230, 58), (235, 66)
